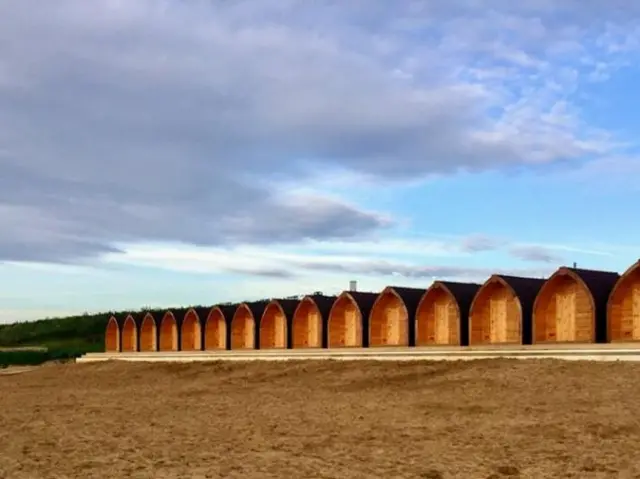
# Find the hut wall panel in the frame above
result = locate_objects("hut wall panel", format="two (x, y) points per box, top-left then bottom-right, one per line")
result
(345, 305), (359, 346)
(416, 301), (434, 345)
(329, 297), (362, 347)
(307, 309), (321, 347)
(205, 310), (226, 350)
(369, 293), (409, 347)
(231, 308), (255, 349)
(633, 286), (640, 338)
(506, 295), (521, 343)
(181, 311), (202, 351)
(608, 272), (640, 341)
(434, 302), (449, 344)
(122, 318), (137, 352)
(292, 300), (322, 348)
(105, 318), (120, 352)
(159, 315), (178, 351)
(489, 296), (507, 343)
(607, 267), (640, 342)
(140, 316), (157, 351)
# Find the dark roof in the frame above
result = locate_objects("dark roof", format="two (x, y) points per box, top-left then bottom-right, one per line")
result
(385, 286), (426, 316)
(565, 267), (620, 314)
(217, 304), (238, 318)
(134, 310), (159, 327)
(302, 294), (337, 318)
(495, 275), (546, 311)
(340, 291), (379, 318)
(189, 306), (214, 321)
(435, 281), (482, 314)
(271, 299), (300, 319)
(112, 311), (129, 327)
(163, 307), (191, 325)
(236, 300), (269, 320)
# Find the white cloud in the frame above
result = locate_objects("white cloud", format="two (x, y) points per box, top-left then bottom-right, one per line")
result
(0, 0), (638, 265)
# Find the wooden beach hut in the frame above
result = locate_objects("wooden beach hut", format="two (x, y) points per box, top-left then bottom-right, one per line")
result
(608, 260), (640, 342)
(259, 299), (299, 349)
(159, 310), (180, 352)
(415, 281), (481, 346)
(533, 267), (620, 343)
(205, 305), (234, 350)
(327, 291), (378, 348)
(469, 275), (545, 345)
(139, 311), (158, 352)
(121, 314), (138, 352)
(292, 294), (336, 348)
(368, 286), (425, 347)
(105, 315), (120, 352)
(180, 307), (209, 351)
(230, 301), (268, 349)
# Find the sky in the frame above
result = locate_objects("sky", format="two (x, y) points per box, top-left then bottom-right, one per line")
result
(1, 0), (640, 323)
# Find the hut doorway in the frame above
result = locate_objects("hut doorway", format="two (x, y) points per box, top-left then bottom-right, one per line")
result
(292, 298), (322, 348)
(159, 313), (178, 351)
(260, 303), (287, 349)
(105, 317), (120, 352)
(231, 305), (255, 349)
(369, 290), (408, 346)
(122, 316), (137, 352)
(181, 310), (202, 351)
(205, 308), (226, 350)
(328, 295), (362, 347)
(140, 314), (157, 351)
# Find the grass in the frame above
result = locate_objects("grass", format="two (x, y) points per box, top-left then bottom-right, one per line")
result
(1, 359), (640, 478)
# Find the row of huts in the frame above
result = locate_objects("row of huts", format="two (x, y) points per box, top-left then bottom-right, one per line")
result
(105, 260), (640, 352)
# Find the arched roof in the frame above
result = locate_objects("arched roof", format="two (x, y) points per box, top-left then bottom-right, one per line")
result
(294, 294), (337, 319)
(471, 274), (546, 314)
(419, 280), (481, 316)
(607, 260), (640, 310)
(373, 286), (425, 317)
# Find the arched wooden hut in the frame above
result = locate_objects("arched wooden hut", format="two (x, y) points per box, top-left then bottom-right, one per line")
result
(469, 275), (545, 345)
(368, 286), (425, 347)
(328, 291), (378, 348)
(415, 281), (481, 346)
(533, 267), (620, 344)
(231, 301), (268, 349)
(205, 305), (234, 350)
(159, 310), (180, 351)
(260, 299), (299, 349)
(292, 294), (336, 348)
(608, 260), (640, 342)
(180, 307), (209, 351)
(105, 315), (121, 352)
(121, 314), (138, 352)
(139, 311), (158, 352)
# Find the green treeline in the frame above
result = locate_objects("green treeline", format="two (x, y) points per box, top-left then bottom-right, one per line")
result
(0, 296), (318, 367)
(0, 308), (148, 366)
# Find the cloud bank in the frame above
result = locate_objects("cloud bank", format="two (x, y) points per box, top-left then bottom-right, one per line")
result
(0, 0), (636, 263)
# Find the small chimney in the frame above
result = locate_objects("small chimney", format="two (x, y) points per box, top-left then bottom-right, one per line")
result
(572, 262), (577, 268)
(349, 280), (357, 292)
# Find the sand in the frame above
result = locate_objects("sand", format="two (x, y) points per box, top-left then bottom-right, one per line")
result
(1, 359), (639, 478)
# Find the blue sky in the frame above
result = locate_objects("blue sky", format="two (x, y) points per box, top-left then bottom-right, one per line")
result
(0, 1), (639, 323)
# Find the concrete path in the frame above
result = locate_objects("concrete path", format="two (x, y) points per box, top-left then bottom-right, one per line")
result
(77, 344), (640, 363)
